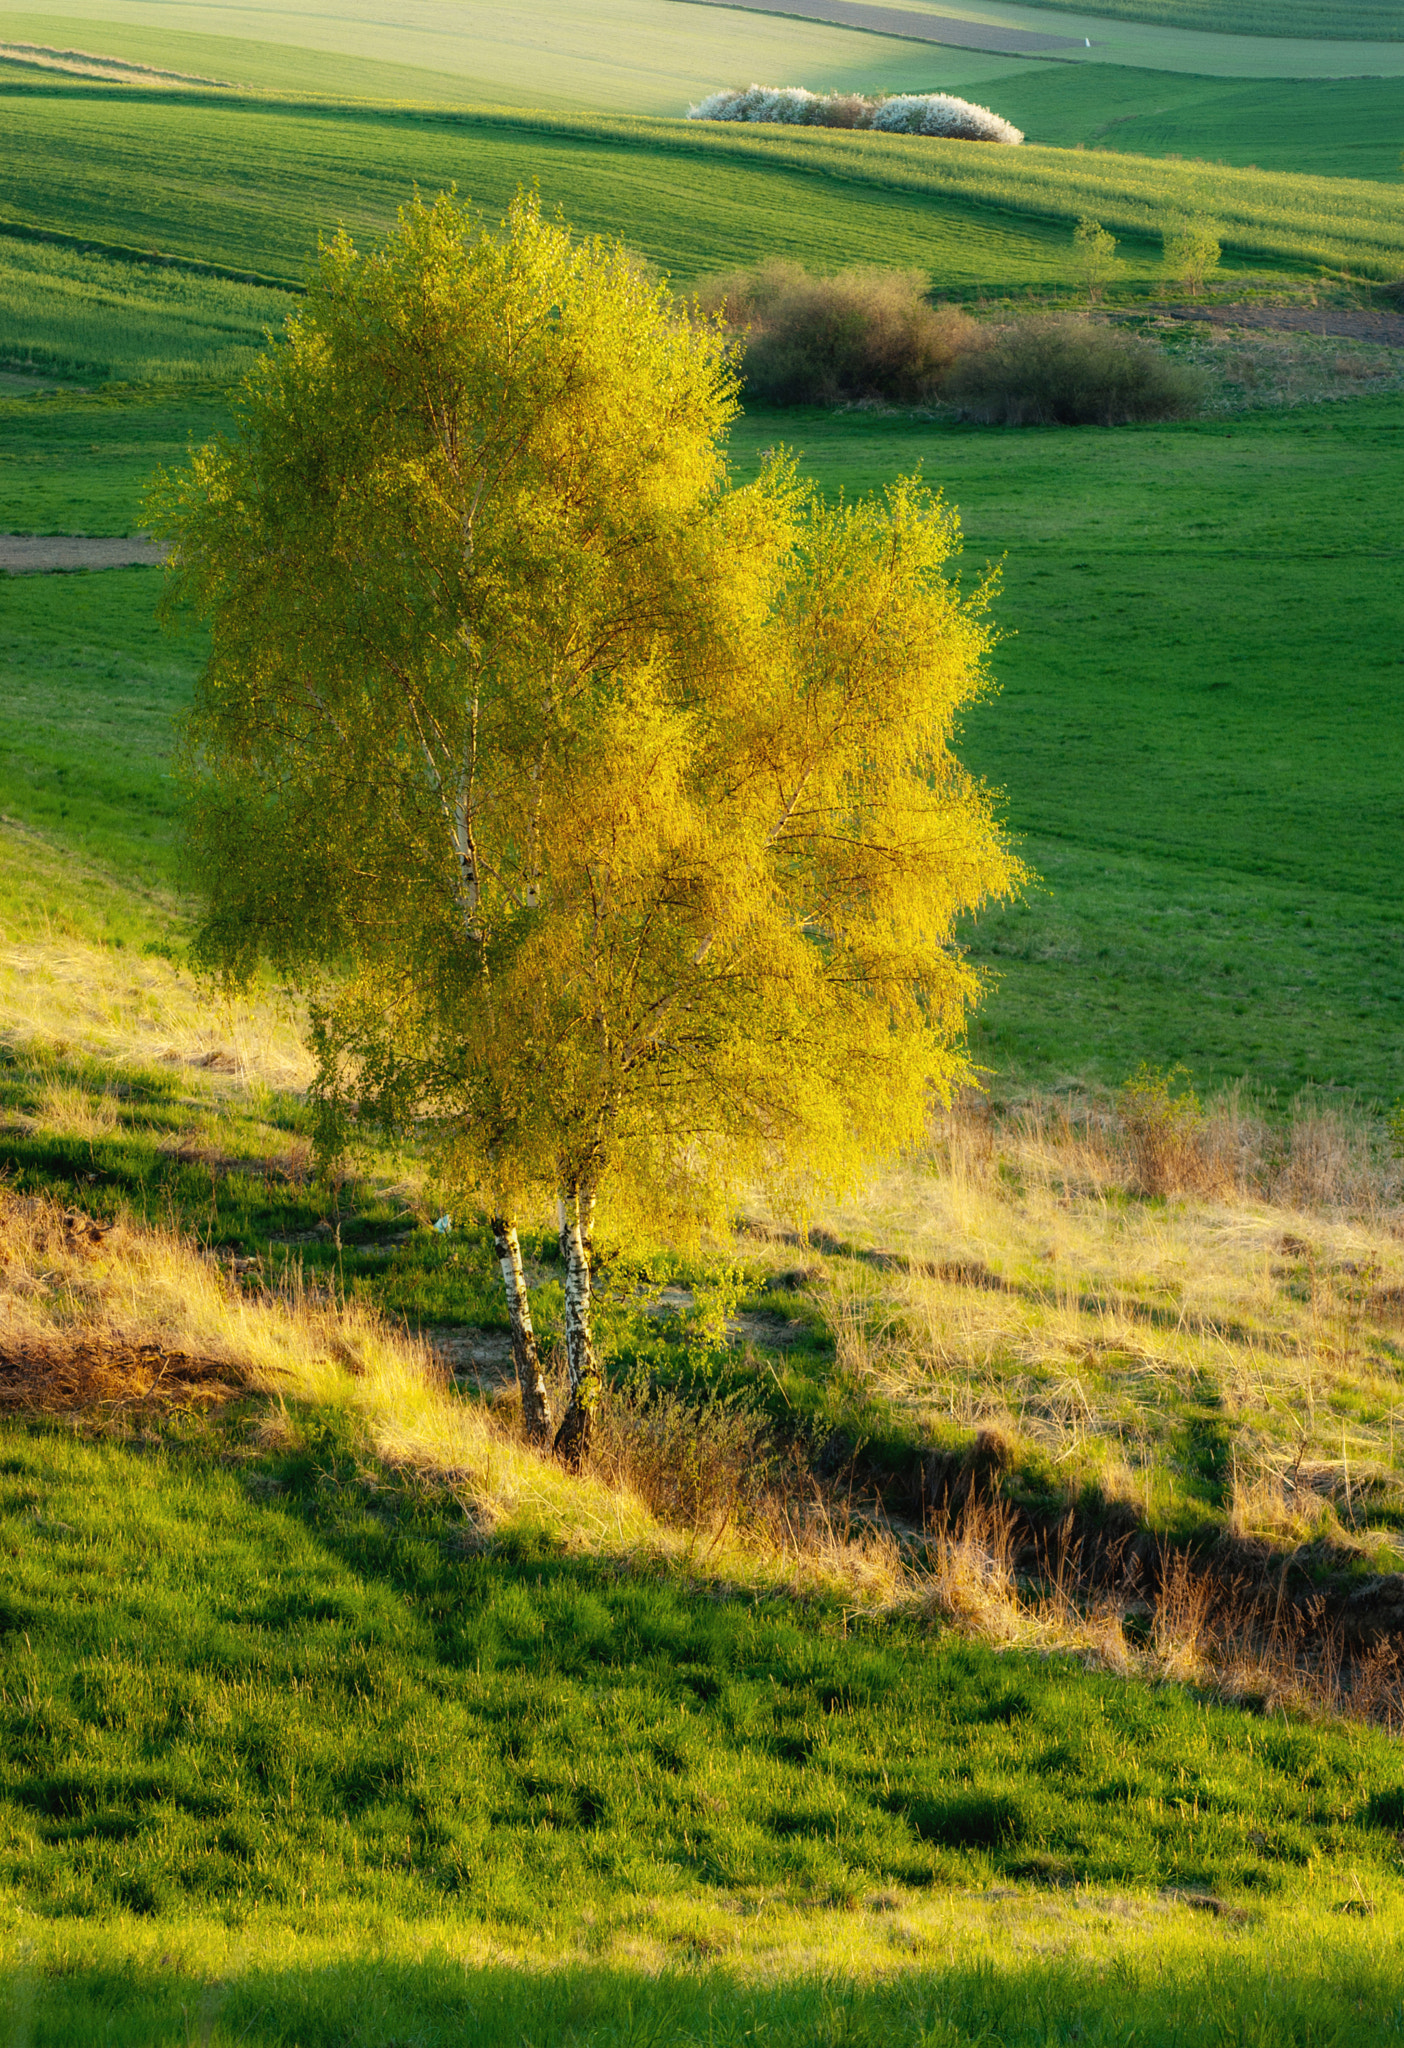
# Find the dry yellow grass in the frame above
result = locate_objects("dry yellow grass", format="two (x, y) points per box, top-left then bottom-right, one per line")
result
(0, 928), (313, 1090)
(785, 1092), (1404, 1554)
(0, 1189), (906, 1608)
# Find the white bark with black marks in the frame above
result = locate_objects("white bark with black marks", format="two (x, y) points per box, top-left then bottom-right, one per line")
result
(553, 1186), (599, 1468)
(490, 1216), (553, 1443)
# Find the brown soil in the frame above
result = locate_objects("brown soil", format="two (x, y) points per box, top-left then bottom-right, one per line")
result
(688, 0), (1080, 56)
(0, 1337), (243, 1413)
(1140, 303), (1404, 345)
(0, 534), (167, 575)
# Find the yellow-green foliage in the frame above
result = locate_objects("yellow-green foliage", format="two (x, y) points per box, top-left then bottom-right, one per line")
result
(1073, 213), (1119, 302)
(1164, 213), (1224, 295)
(153, 191), (1023, 1244)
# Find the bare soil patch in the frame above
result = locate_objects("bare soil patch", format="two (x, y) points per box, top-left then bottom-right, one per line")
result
(1142, 302), (1404, 345)
(0, 534), (166, 575)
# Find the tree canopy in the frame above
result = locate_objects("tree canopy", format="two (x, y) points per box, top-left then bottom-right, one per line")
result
(154, 190), (1024, 1457)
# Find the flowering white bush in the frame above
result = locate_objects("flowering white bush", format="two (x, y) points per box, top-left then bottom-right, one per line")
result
(687, 85), (1023, 145)
(868, 93), (1023, 144)
(690, 86), (820, 124)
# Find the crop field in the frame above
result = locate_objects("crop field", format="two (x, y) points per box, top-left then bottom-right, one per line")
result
(988, 64), (1404, 181)
(0, 236), (294, 383)
(10, 0), (1404, 93)
(0, 0), (1039, 111)
(1019, 0), (1404, 41)
(3, 84), (1404, 348)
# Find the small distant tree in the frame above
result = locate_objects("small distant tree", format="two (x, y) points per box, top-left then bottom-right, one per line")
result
(155, 191), (1024, 1467)
(1073, 215), (1118, 304)
(1164, 214), (1221, 298)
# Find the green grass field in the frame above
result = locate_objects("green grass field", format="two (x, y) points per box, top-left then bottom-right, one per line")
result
(2, 1411), (1403, 2046)
(7, 379), (1399, 1100)
(0, 237), (294, 382)
(729, 397), (1404, 1100)
(3, 18), (1404, 2038)
(8, 0), (1404, 94)
(2, 85), (1402, 329)
(0, 0), (1034, 111)
(989, 64), (1404, 181)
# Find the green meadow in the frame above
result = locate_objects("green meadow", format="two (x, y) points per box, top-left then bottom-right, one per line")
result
(7, 376), (1400, 1099)
(2, 1412), (1404, 2047)
(2, 84), (1403, 322)
(1020, 0), (1404, 40)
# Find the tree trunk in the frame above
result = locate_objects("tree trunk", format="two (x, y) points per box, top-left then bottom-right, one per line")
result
(490, 1215), (553, 1444)
(553, 1185), (599, 1469)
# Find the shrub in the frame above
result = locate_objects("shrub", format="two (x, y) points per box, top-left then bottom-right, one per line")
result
(868, 93), (1023, 145)
(687, 85), (1023, 146)
(696, 259), (979, 405)
(1116, 1063), (1214, 1196)
(1164, 214), (1222, 297)
(1072, 215), (1118, 304)
(593, 1378), (778, 1534)
(946, 315), (1206, 426)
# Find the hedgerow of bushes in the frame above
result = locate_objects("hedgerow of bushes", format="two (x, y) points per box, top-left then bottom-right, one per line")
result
(689, 86), (1023, 146)
(696, 260), (979, 406)
(697, 263), (1205, 423)
(947, 315), (1207, 426)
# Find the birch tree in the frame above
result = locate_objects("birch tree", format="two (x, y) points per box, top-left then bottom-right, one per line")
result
(508, 471), (1026, 1458)
(156, 190), (1024, 1467)
(153, 190), (753, 1441)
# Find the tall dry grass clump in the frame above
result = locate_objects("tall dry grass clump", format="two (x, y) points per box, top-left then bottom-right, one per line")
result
(696, 259), (978, 405)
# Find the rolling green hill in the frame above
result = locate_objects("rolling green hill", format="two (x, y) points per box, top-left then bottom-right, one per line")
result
(1, 83), (1401, 343)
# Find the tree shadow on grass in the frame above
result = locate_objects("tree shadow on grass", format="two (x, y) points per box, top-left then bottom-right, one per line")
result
(6, 1939), (1402, 2048)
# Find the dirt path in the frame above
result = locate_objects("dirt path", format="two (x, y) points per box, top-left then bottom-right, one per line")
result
(688, 0), (1080, 55)
(0, 534), (167, 575)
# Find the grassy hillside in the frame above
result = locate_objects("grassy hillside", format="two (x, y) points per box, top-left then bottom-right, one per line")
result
(0, 235), (294, 382)
(728, 397), (1404, 1099)
(990, 64), (1404, 182)
(10, 0), (1404, 90)
(0, 0), (1032, 111)
(3, 86), (1403, 353)
(1, 1401), (1403, 2045)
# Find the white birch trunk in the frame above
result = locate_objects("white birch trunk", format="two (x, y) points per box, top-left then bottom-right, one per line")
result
(490, 1216), (552, 1444)
(553, 1185), (599, 1468)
